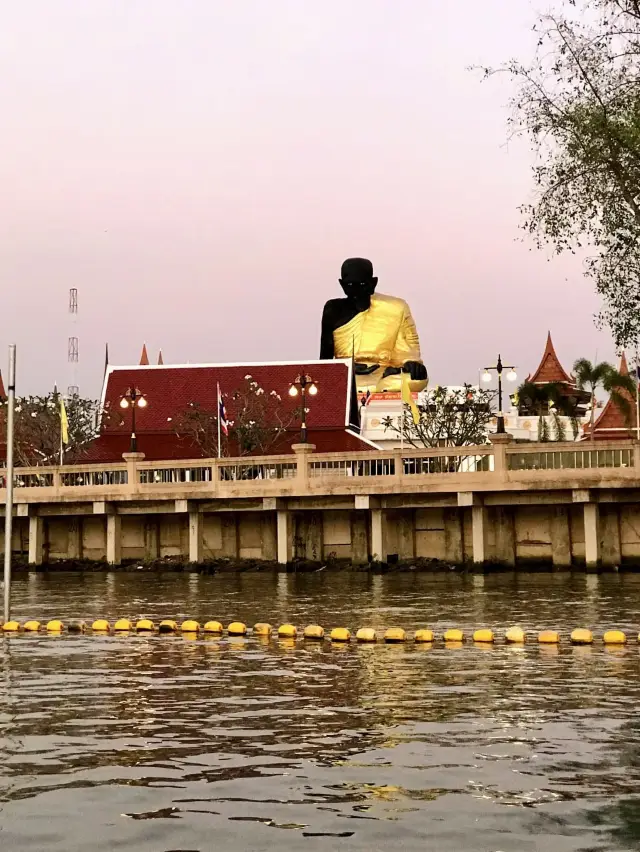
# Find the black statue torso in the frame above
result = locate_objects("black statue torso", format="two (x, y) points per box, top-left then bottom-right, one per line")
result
(320, 298), (367, 360)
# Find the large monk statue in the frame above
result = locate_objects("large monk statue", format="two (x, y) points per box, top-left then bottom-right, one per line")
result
(320, 257), (428, 395)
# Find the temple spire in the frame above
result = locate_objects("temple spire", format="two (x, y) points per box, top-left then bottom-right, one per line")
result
(157, 350), (164, 365)
(0, 370), (8, 401)
(583, 352), (635, 440)
(139, 343), (149, 366)
(528, 331), (573, 385)
(104, 342), (109, 378)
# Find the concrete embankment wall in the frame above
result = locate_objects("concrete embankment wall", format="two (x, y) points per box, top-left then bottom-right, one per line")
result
(3, 503), (640, 569)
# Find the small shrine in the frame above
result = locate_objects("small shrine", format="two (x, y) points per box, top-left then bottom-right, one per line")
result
(582, 353), (638, 441)
(515, 332), (590, 416)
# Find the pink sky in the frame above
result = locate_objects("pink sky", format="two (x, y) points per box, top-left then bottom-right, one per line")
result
(0, 0), (619, 397)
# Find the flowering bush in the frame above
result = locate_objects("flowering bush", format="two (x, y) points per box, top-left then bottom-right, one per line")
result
(0, 392), (104, 465)
(174, 376), (300, 457)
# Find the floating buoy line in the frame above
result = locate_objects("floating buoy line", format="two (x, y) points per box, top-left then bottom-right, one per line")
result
(0, 620), (637, 646)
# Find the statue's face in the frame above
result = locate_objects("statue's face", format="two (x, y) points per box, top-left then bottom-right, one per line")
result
(339, 258), (378, 306)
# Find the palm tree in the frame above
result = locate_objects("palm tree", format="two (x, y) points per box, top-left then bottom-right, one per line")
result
(573, 358), (637, 440)
(515, 381), (563, 441)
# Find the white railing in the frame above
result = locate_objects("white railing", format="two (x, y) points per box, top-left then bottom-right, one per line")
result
(1, 440), (638, 498)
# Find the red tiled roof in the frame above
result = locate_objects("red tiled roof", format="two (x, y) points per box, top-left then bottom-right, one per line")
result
(528, 332), (573, 385)
(0, 370), (5, 401)
(82, 360), (376, 462)
(81, 428), (372, 463)
(139, 344), (149, 366)
(101, 362), (353, 432)
(582, 353), (637, 440)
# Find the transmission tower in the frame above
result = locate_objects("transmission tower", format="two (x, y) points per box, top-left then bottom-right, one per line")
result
(68, 288), (79, 396)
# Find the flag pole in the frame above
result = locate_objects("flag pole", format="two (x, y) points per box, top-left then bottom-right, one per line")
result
(217, 382), (221, 459)
(636, 346), (640, 441)
(4, 344), (16, 623)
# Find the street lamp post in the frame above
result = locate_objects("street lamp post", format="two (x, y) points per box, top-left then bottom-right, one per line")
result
(288, 373), (318, 444)
(119, 387), (148, 452)
(481, 355), (517, 434)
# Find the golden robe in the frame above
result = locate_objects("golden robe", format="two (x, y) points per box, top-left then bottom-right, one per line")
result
(332, 293), (427, 393)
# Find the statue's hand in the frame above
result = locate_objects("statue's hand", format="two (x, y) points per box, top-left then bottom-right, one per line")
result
(402, 361), (428, 381)
(355, 363), (380, 375)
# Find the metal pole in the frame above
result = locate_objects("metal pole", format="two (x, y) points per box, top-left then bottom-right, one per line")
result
(4, 344), (16, 623)
(300, 377), (307, 444)
(496, 354), (505, 434)
(130, 391), (137, 453)
(217, 382), (222, 458)
(635, 349), (640, 442)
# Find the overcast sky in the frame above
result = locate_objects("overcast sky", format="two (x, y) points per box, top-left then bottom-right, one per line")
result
(0, 0), (620, 397)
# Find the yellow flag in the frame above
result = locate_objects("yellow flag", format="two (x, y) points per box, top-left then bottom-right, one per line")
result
(60, 397), (69, 445)
(401, 372), (420, 425)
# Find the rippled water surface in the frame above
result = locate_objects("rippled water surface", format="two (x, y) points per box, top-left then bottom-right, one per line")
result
(2, 571), (640, 851)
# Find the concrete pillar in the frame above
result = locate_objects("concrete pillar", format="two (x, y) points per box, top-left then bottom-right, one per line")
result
(28, 515), (44, 565)
(471, 506), (488, 565)
(551, 507), (572, 568)
(371, 509), (384, 561)
(189, 510), (203, 564)
(292, 443), (316, 485)
(351, 512), (369, 564)
(444, 509), (464, 564)
(493, 507), (515, 566)
(122, 452), (145, 492)
(277, 509), (289, 565)
(488, 432), (512, 479)
(144, 519), (159, 560)
(600, 506), (621, 567)
(584, 502), (600, 571)
(67, 517), (82, 559)
(106, 514), (122, 565)
(261, 513), (277, 561)
(221, 515), (238, 557)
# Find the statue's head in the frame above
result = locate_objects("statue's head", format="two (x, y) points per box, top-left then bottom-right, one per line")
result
(339, 258), (378, 307)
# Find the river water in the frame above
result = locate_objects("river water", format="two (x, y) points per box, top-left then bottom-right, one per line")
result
(2, 570), (640, 852)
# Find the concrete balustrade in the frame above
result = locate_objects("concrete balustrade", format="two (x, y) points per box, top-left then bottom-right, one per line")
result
(1, 438), (640, 569)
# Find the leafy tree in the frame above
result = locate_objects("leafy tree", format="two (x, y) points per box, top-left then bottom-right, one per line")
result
(573, 357), (637, 437)
(483, 0), (640, 347)
(381, 385), (496, 450)
(174, 375), (301, 457)
(514, 380), (581, 440)
(0, 392), (101, 466)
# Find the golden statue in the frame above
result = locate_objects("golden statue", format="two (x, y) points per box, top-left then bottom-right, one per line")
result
(320, 258), (428, 394)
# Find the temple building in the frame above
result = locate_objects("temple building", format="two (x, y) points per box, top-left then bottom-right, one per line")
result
(504, 332), (591, 441)
(582, 353), (638, 441)
(82, 359), (379, 463)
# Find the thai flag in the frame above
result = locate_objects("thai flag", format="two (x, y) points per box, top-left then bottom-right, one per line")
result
(217, 383), (228, 436)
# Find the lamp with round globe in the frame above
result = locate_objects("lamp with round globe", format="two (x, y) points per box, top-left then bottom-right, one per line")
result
(288, 374), (318, 443)
(481, 356), (517, 434)
(119, 387), (148, 452)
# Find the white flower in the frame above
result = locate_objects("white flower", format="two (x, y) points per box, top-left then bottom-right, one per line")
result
(244, 374), (252, 380)
(270, 390), (278, 396)
(256, 388), (264, 395)
(31, 412), (37, 417)
(167, 417), (172, 422)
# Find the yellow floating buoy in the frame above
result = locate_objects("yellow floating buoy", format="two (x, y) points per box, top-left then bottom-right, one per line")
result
(570, 628), (593, 645)
(414, 629), (434, 643)
(603, 629), (627, 645)
(228, 621), (247, 636)
(203, 620), (223, 633)
(330, 627), (351, 642)
(473, 628), (494, 643)
(158, 620), (177, 633)
(92, 619), (110, 632)
(356, 627), (377, 643)
(23, 620), (41, 632)
(181, 620), (200, 633)
(505, 627), (525, 644)
(253, 622), (272, 636)
(538, 630), (560, 644)
(303, 625), (325, 640)
(443, 628), (464, 642)
(2, 621), (20, 632)
(46, 620), (64, 632)
(384, 627), (407, 643)
(68, 620), (86, 633)
(114, 618), (132, 631)
(278, 623), (297, 638)
(136, 619), (155, 632)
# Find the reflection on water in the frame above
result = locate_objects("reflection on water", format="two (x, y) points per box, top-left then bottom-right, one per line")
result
(1, 571), (640, 851)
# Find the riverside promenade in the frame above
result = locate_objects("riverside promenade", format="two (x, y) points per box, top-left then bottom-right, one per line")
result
(1, 437), (639, 569)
